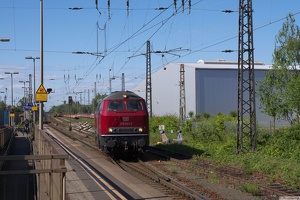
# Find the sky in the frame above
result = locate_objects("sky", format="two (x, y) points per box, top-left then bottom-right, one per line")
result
(0, 0), (299, 111)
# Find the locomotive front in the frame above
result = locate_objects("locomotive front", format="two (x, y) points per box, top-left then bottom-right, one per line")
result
(95, 91), (149, 153)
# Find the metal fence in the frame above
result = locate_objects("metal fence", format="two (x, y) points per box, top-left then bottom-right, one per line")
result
(0, 125), (68, 200)
(33, 125), (69, 200)
(0, 127), (12, 150)
(0, 127), (14, 170)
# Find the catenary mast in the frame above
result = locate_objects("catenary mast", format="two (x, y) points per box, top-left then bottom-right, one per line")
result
(237, 0), (257, 153)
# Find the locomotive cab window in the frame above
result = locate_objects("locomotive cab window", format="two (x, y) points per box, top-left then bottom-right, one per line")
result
(126, 101), (143, 111)
(96, 100), (103, 112)
(108, 101), (124, 111)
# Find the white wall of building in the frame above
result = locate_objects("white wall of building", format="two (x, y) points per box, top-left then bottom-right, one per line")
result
(132, 60), (288, 126)
(133, 62), (196, 116)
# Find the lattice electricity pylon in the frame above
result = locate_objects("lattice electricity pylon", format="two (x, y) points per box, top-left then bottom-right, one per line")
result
(237, 0), (257, 154)
(179, 64), (186, 129)
(146, 40), (152, 117)
(144, 41), (189, 117)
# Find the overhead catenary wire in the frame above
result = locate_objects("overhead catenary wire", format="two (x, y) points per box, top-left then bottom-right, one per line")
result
(71, 6), (300, 93)
(2, 1), (300, 98)
(76, 2), (177, 82)
(72, 0), (237, 83)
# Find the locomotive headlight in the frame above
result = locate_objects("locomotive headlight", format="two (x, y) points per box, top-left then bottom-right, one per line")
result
(108, 128), (113, 133)
(138, 127), (143, 132)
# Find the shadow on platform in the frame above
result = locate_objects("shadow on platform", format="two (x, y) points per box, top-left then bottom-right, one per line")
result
(0, 131), (34, 200)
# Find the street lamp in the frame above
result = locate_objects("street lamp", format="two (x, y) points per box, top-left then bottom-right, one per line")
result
(0, 38), (10, 42)
(5, 72), (19, 126)
(26, 56), (40, 126)
(19, 80), (29, 121)
(19, 80), (29, 103)
(25, 56), (40, 102)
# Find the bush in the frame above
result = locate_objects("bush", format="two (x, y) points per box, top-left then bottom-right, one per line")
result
(203, 112), (211, 119)
(149, 115), (180, 134)
(149, 114), (300, 185)
(229, 110), (237, 118)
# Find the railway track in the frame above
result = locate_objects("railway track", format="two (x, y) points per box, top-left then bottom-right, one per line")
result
(47, 116), (212, 199)
(146, 146), (300, 199)
(114, 157), (210, 200)
(47, 115), (300, 199)
(190, 157), (300, 197)
(46, 132), (130, 200)
(47, 116), (96, 148)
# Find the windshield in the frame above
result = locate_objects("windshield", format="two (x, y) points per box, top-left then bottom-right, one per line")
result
(108, 101), (124, 111)
(126, 100), (143, 111)
(107, 100), (144, 111)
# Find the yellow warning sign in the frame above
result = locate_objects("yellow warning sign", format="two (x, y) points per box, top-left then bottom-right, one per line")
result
(36, 84), (48, 102)
(36, 84), (47, 94)
(32, 106), (38, 111)
(36, 93), (47, 102)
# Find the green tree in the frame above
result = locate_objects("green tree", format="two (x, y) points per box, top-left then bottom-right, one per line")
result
(257, 14), (300, 126)
(285, 76), (300, 123)
(273, 13), (300, 70)
(274, 14), (300, 124)
(49, 93), (107, 115)
(257, 66), (290, 129)
(92, 93), (107, 111)
(0, 101), (6, 111)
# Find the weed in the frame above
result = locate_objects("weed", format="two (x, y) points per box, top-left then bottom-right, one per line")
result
(241, 183), (260, 196)
(149, 115), (300, 185)
(168, 167), (178, 174)
(208, 172), (218, 183)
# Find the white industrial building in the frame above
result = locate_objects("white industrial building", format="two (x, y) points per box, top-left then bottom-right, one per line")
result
(132, 59), (285, 126)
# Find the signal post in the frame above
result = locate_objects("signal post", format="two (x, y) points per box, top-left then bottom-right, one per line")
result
(35, 84), (48, 130)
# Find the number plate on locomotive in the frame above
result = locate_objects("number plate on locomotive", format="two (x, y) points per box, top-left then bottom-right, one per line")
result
(122, 117), (129, 121)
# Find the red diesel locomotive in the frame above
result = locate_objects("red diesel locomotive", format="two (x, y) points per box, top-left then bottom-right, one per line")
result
(94, 91), (149, 153)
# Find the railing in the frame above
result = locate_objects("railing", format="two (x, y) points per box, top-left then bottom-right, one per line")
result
(0, 154), (68, 200)
(33, 125), (69, 200)
(0, 125), (68, 200)
(0, 127), (14, 170)
(0, 127), (13, 150)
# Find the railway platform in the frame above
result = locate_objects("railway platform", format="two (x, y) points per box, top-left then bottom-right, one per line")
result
(1, 125), (173, 200)
(0, 130), (34, 200)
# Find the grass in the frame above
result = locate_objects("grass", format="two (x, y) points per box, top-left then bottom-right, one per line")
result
(168, 167), (178, 174)
(208, 173), (219, 184)
(240, 183), (260, 196)
(62, 114), (300, 185)
(149, 117), (300, 186)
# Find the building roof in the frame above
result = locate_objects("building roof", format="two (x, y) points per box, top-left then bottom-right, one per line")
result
(171, 60), (273, 70)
